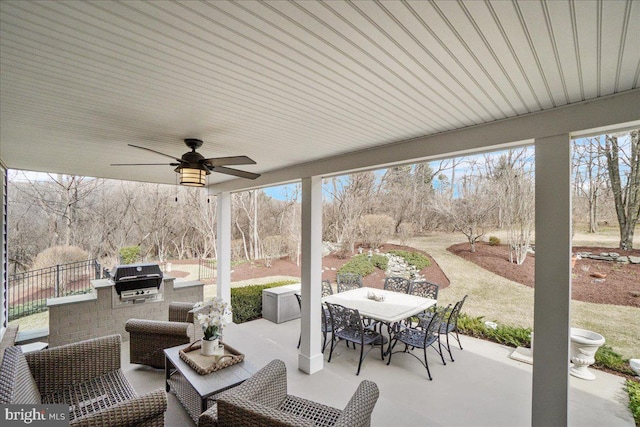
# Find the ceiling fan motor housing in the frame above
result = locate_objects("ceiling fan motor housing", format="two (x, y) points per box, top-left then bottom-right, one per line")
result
(174, 146), (211, 175)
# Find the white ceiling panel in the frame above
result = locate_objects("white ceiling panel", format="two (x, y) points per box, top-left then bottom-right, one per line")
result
(1, 0), (638, 186)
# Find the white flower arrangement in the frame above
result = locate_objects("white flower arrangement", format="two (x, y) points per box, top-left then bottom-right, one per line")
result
(194, 297), (231, 341)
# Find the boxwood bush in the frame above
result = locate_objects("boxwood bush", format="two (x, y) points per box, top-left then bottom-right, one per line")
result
(230, 280), (298, 324)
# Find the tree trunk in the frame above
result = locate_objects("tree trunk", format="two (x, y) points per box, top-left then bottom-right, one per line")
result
(604, 131), (640, 250)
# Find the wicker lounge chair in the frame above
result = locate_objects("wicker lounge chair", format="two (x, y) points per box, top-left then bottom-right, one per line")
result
(125, 301), (201, 368)
(0, 334), (166, 426)
(198, 359), (379, 427)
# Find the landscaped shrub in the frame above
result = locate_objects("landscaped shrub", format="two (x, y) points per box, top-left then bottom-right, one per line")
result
(118, 245), (141, 265)
(594, 345), (636, 376)
(488, 236), (501, 246)
(370, 254), (388, 270)
(458, 313), (637, 380)
(29, 246), (91, 291)
(626, 380), (640, 425)
(387, 250), (431, 270)
(337, 254), (388, 277)
(457, 313), (531, 348)
(32, 245), (90, 270)
(230, 280), (298, 324)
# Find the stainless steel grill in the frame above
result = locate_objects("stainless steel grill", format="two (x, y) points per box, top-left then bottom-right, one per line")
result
(110, 263), (162, 301)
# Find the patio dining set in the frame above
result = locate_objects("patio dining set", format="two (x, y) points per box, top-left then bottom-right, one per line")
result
(296, 273), (468, 380)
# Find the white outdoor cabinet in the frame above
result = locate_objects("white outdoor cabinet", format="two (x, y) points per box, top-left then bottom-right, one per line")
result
(262, 285), (301, 324)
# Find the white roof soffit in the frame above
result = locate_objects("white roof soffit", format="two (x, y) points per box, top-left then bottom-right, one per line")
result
(210, 90), (640, 194)
(1, 1), (639, 188)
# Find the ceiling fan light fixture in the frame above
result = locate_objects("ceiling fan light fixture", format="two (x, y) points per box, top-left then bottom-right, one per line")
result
(112, 139), (260, 182)
(179, 167), (207, 187)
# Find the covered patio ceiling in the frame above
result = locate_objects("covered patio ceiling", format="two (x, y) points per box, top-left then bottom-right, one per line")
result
(1, 0), (639, 190)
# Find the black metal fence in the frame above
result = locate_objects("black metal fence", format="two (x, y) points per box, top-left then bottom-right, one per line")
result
(199, 258), (216, 283)
(8, 259), (103, 321)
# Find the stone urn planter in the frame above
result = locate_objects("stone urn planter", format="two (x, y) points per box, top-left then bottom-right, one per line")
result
(570, 327), (605, 380)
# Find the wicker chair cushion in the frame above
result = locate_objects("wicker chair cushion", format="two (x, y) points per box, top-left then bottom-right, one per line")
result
(41, 370), (137, 421)
(279, 395), (342, 427)
(0, 346), (41, 405)
(217, 394), (316, 427)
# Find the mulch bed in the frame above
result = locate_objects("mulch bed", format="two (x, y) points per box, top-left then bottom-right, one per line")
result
(447, 242), (640, 308)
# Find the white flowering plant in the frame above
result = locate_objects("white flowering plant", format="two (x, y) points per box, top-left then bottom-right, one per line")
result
(194, 297), (231, 341)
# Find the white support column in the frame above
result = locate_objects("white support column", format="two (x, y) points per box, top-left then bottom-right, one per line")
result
(216, 192), (232, 308)
(532, 134), (572, 426)
(298, 176), (324, 374)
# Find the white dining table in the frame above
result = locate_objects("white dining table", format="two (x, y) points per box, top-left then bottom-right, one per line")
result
(322, 286), (436, 324)
(322, 286), (437, 356)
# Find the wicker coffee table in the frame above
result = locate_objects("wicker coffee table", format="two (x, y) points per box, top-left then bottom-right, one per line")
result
(164, 343), (257, 423)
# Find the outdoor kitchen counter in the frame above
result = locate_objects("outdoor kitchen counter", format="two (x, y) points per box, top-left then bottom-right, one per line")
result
(47, 276), (204, 347)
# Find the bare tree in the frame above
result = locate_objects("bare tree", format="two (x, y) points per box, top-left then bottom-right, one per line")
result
(486, 149), (535, 265)
(603, 130), (640, 250)
(573, 138), (609, 233)
(323, 172), (376, 254)
(379, 161), (453, 233)
(357, 214), (394, 249)
(433, 175), (496, 252)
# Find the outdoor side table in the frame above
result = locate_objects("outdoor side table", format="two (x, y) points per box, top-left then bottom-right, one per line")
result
(164, 343), (257, 423)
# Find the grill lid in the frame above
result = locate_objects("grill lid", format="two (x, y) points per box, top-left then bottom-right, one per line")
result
(110, 263), (163, 295)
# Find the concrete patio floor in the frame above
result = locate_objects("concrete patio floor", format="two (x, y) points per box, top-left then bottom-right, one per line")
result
(122, 317), (634, 427)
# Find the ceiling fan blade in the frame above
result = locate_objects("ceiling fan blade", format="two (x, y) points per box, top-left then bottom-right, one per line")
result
(128, 144), (184, 163)
(111, 163), (180, 166)
(202, 155), (256, 166)
(210, 166), (261, 180)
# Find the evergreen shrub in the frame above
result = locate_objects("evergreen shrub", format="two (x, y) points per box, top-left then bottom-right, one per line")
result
(119, 246), (141, 265)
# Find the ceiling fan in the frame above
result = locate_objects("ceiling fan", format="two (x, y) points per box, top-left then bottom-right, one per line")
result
(111, 138), (260, 186)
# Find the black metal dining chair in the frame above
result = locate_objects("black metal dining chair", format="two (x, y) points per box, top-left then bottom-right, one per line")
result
(295, 292), (333, 351)
(387, 305), (448, 380)
(410, 280), (439, 299)
(336, 273), (362, 293)
(410, 280), (440, 326)
(439, 295), (468, 361)
(383, 276), (411, 293)
(326, 302), (385, 375)
(322, 279), (334, 297)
